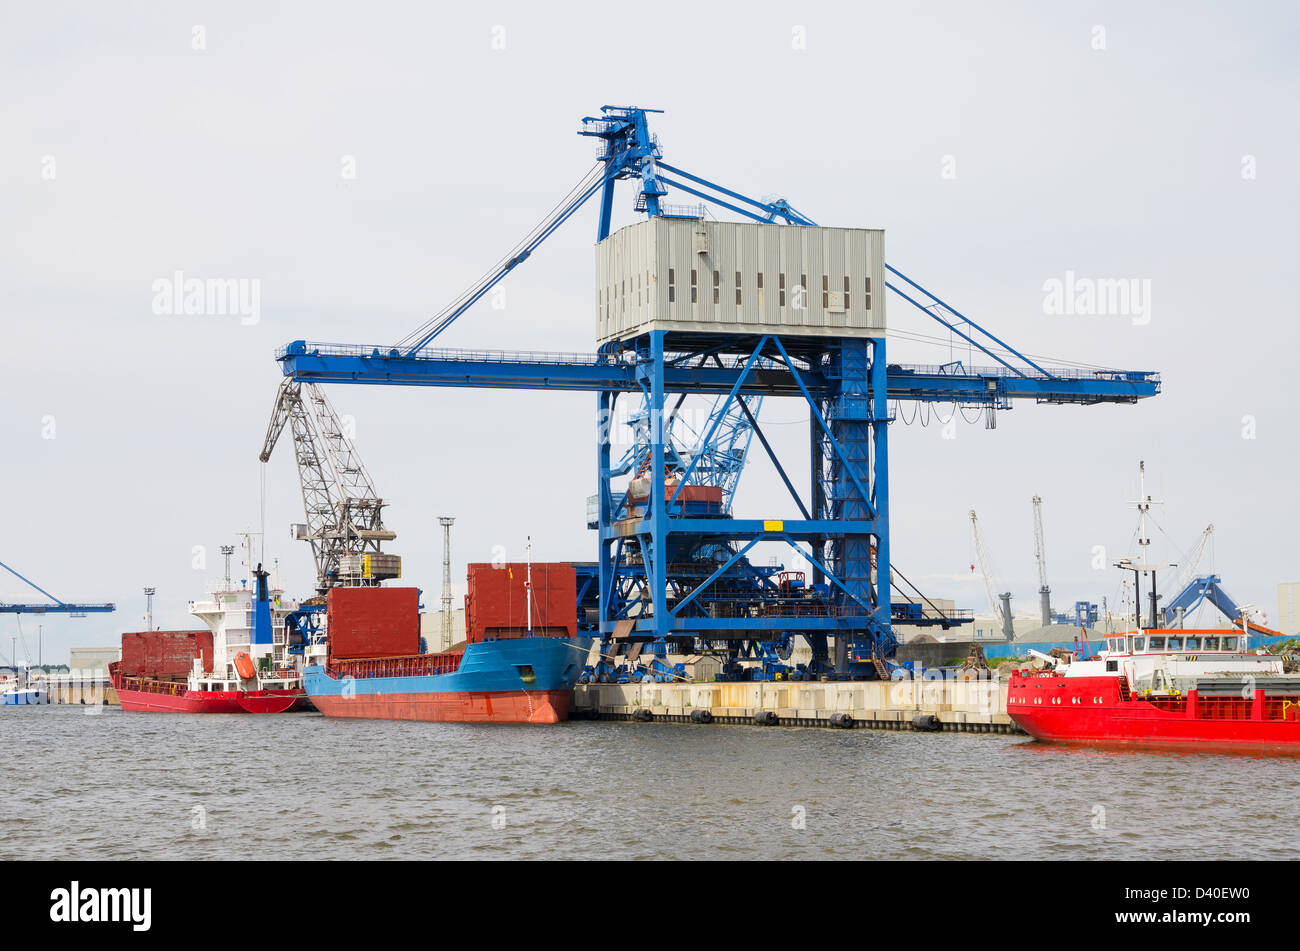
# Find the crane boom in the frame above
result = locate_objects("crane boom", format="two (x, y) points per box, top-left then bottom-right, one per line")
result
(1170, 523), (1214, 597)
(969, 510), (1013, 638)
(0, 558), (115, 614)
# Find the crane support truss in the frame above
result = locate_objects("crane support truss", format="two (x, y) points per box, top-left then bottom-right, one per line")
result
(588, 332), (892, 670)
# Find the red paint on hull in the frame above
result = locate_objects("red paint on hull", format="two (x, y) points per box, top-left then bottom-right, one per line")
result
(112, 672), (304, 714)
(1008, 672), (1300, 754)
(310, 688), (571, 724)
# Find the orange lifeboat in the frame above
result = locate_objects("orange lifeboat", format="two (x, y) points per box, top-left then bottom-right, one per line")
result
(233, 652), (257, 681)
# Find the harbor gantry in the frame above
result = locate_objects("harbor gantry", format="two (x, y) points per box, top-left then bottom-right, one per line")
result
(0, 558), (115, 616)
(274, 105), (1161, 682)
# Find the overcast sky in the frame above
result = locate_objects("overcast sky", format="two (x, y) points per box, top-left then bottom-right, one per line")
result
(3, 1), (1297, 663)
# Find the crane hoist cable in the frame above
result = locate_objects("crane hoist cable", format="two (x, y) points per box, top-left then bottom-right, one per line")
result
(395, 162), (607, 350)
(886, 327), (1127, 373)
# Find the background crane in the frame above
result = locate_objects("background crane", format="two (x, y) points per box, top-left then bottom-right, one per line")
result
(0, 558), (115, 616)
(1031, 494), (1052, 627)
(259, 379), (398, 593)
(1169, 523), (1215, 600)
(969, 511), (1013, 639)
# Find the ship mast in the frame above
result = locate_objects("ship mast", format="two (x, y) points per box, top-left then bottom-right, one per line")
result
(1118, 461), (1169, 630)
(525, 536), (533, 637)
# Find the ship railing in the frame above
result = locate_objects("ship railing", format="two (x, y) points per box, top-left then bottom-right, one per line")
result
(327, 652), (465, 680)
(278, 341), (636, 368)
(118, 676), (188, 697)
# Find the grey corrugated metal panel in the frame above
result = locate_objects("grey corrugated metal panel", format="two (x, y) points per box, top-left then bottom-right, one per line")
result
(761, 227), (779, 326)
(778, 225), (806, 329)
(595, 218), (885, 343)
(806, 226), (825, 325)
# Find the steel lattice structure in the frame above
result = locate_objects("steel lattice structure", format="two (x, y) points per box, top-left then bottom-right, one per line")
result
(260, 379), (395, 592)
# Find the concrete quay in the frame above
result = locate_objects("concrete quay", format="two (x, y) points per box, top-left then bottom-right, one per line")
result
(571, 675), (1023, 733)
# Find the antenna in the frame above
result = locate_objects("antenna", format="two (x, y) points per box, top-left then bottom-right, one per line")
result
(220, 545), (235, 590)
(143, 587), (156, 631)
(1126, 461), (1169, 629)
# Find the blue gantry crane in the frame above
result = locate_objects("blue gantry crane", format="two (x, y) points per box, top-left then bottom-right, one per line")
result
(1161, 574), (1283, 639)
(0, 558), (115, 615)
(274, 105), (1160, 680)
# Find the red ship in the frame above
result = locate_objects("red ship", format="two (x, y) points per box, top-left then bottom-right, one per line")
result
(110, 668), (303, 714)
(1008, 461), (1300, 753)
(1008, 627), (1300, 753)
(110, 558), (307, 714)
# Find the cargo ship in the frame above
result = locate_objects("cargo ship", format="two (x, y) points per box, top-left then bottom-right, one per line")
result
(1007, 462), (1300, 752)
(303, 559), (594, 723)
(1007, 628), (1300, 753)
(110, 563), (307, 714)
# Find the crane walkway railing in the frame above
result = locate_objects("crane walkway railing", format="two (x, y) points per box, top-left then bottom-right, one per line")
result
(278, 341), (1156, 384)
(278, 341), (634, 368)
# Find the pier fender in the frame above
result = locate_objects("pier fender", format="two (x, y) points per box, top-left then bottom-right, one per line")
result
(829, 712), (854, 729)
(631, 708), (654, 722)
(689, 709), (713, 724)
(911, 713), (941, 732)
(753, 711), (779, 726)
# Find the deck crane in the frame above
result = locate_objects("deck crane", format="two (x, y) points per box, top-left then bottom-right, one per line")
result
(969, 511), (1013, 638)
(0, 559), (115, 615)
(273, 105), (1160, 679)
(1031, 494), (1052, 627)
(259, 379), (397, 593)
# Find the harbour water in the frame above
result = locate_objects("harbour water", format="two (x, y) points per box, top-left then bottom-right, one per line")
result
(4, 706), (1292, 861)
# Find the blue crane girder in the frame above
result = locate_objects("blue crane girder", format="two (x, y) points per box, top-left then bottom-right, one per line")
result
(276, 340), (1160, 405)
(0, 559), (115, 614)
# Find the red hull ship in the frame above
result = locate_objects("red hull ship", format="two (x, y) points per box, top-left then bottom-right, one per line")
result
(111, 560), (307, 714)
(110, 668), (304, 714)
(1008, 628), (1300, 754)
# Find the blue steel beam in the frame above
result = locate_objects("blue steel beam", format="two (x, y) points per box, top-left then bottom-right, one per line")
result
(0, 604), (116, 614)
(277, 342), (1160, 405)
(0, 559), (115, 614)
